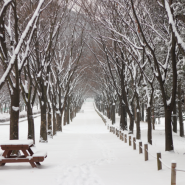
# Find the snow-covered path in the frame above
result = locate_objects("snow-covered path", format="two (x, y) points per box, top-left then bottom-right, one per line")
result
(0, 101), (184, 185)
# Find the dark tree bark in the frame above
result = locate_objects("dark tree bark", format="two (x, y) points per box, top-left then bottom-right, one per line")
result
(165, 107), (173, 150)
(67, 97), (70, 125)
(53, 107), (56, 136)
(120, 102), (127, 130)
(152, 106), (155, 130)
(10, 88), (20, 140)
(9, 2), (20, 140)
(147, 107), (152, 145)
(47, 105), (52, 136)
(136, 97), (140, 139)
(111, 103), (115, 124)
(141, 103), (144, 121)
(63, 107), (67, 126)
(39, 81), (47, 142)
(26, 102), (35, 143)
(178, 82), (184, 137)
(172, 102), (177, 133)
(57, 111), (62, 131)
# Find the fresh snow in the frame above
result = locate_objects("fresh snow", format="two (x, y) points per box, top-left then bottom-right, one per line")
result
(164, 0), (185, 51)
(32, 151), (47, 157)
(0, 100), (185, 185)
(0, 140), (33, 146)
(12, 106), (19, 112)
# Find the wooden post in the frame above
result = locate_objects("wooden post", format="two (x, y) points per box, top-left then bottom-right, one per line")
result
(125, 134), (127, 143)
(171, 162), (176, 185)
(133, 137), (136, 150)
(157, 153), (162, 170)
(129, 136), (131, 146)
(144, 144), (148, 161)
(119, 131), (121, 140)
(139, 142), (142, 153)
(122, 133), (124, 141)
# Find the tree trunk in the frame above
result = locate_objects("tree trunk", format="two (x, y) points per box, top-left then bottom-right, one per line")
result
(141, 103), (144, 121)
(107, 106), (110, 119)
(63, 108), (67, 126)
(172, 102), (177, 133)
(70, 107), (73, 122)
(10, 89), (20, 140)
(57, 111), (62, 131)
(27, 103), (35, 144)
(67, 97), (70, 125)
(53, 107), (56, 136)
(112, 103), (115, 124)
(134, 101), (137, 122)
(120, 103), (127, 130)
(147, 107), (152, 145)
(152, 106), (155, 130)
(178, 83), (184, 137)
(47, 106), (52, 137)
(165, 107), (174, 151)
(128, 114), (134, 134)
(40, 100), (47, 142)
(136, 105), (140, 139)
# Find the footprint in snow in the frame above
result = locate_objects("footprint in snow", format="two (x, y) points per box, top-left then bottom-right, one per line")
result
(57, 164), (104, 185)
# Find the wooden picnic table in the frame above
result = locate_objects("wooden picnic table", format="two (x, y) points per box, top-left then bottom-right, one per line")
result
(0, 140), (47, 168)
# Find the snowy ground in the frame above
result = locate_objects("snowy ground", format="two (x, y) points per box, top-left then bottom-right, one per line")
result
(0, 106), (40, 123)
(0, 100), (185, 185)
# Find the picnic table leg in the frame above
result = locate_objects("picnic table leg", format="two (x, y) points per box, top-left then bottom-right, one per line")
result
(21, 149), (29, 157)
(28, 148), (34, 156)
(29, 161), (37, 168)
(2, 150), (12, 157)
(1, 150), (12, 166)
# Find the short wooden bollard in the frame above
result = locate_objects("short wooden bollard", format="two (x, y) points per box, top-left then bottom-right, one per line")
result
(120, 133), (122, 141)
(171, 161), (176, 185)
(144, 144), (148, 161)
(133, 137), (136, 150)
(157, 153), (162, 170)
(129, 136), (131, 146)
(121, 133), (124, 141)
(125, 134), (127, 143)
(139, 142), (142, 154)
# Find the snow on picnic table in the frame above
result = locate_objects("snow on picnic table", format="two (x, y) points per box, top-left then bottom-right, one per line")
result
(0, 139), (33, 146)
(0, 99), (185, 185)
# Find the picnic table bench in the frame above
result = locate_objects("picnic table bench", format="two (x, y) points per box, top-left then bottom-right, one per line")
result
(0, 140), (47, 168)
